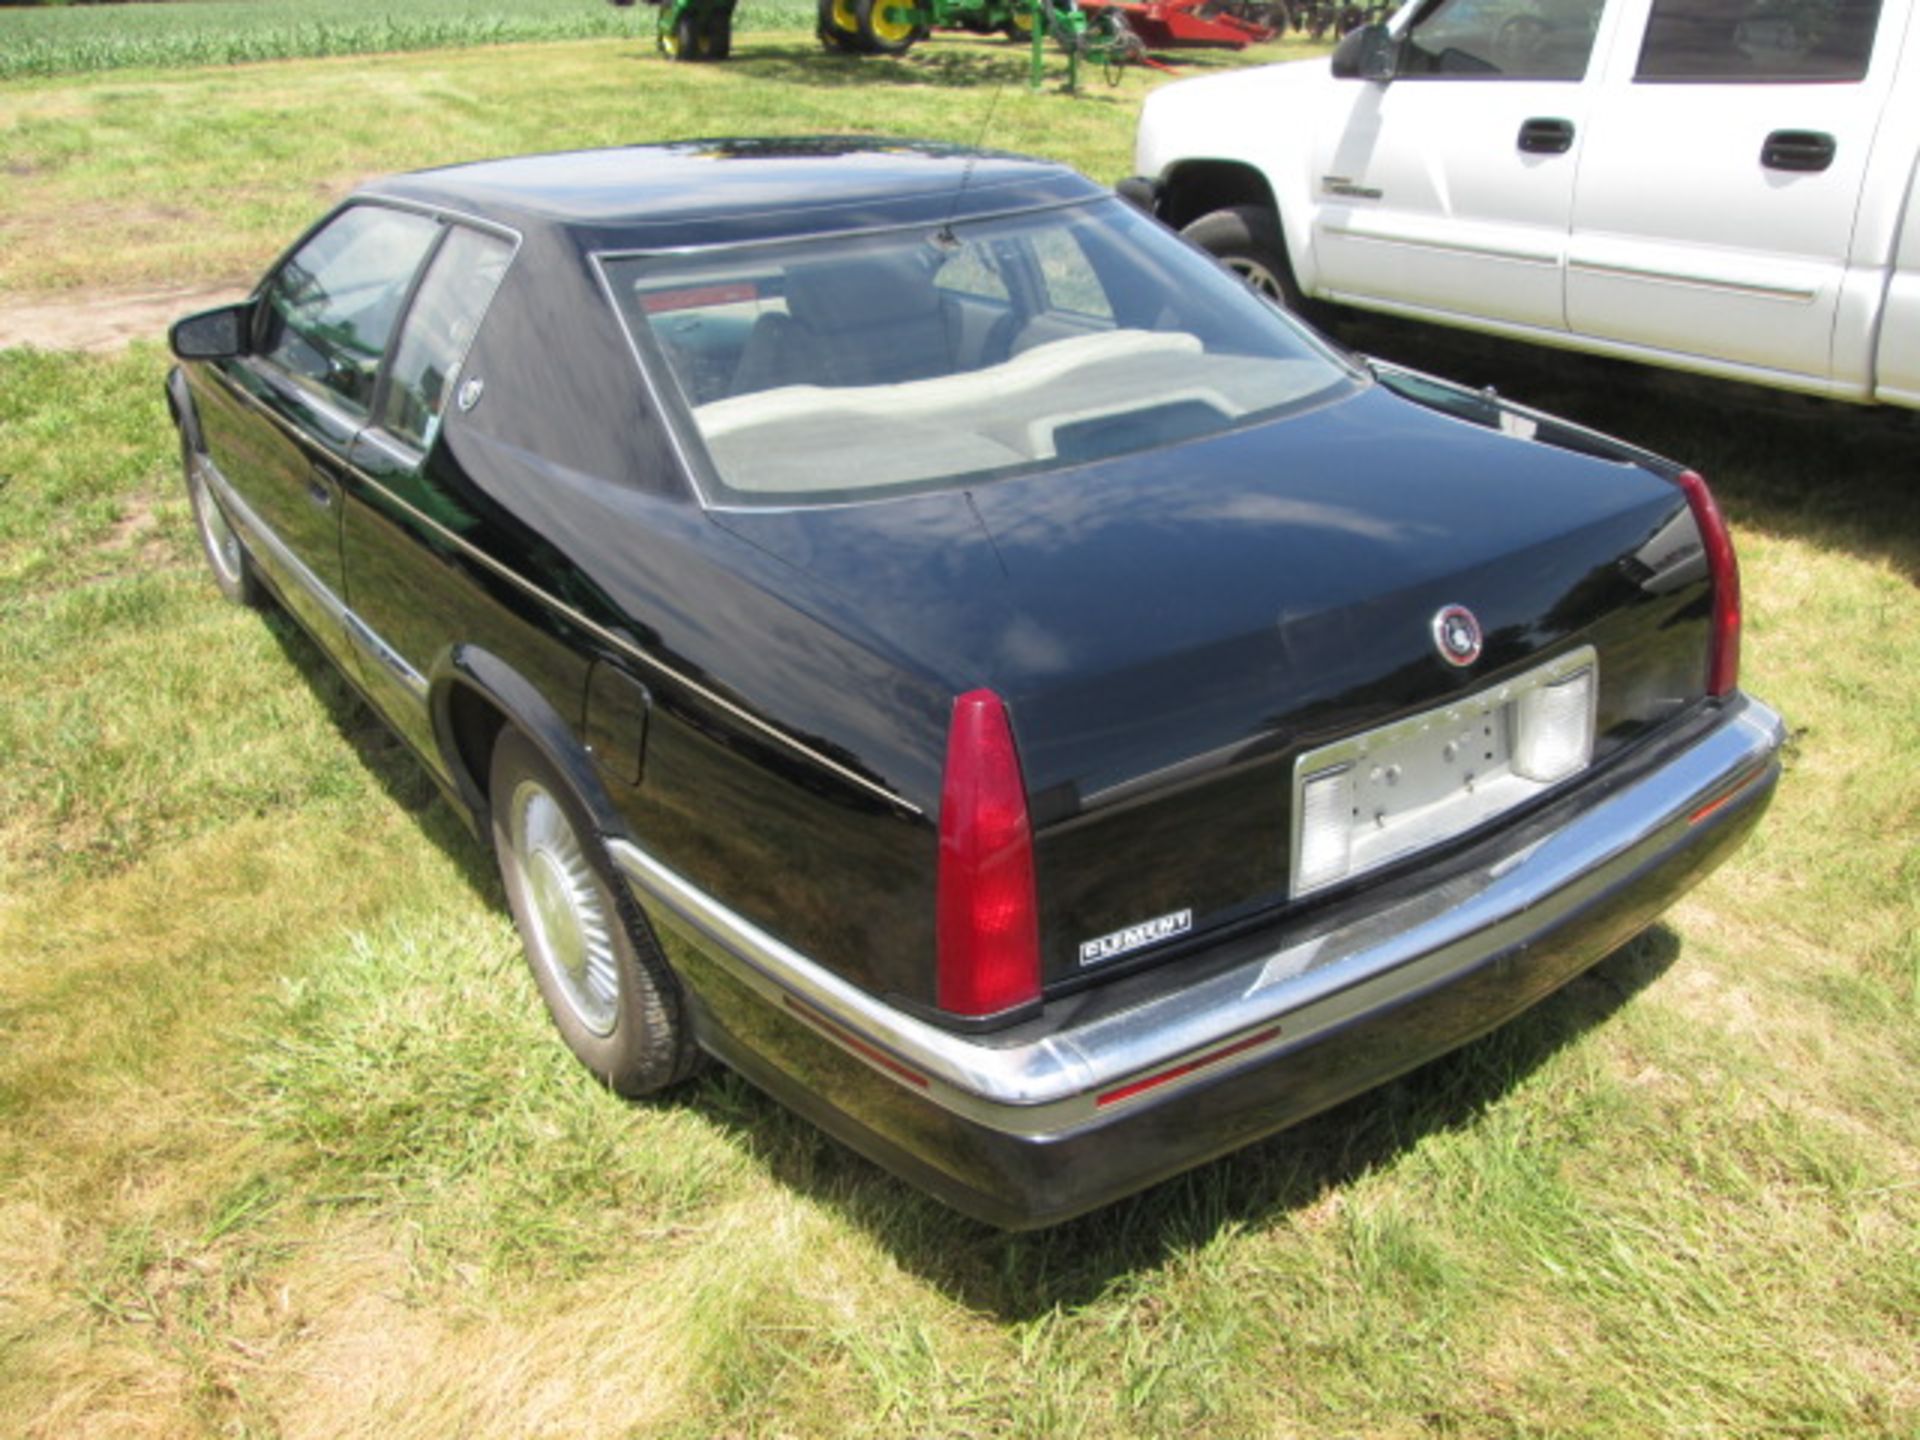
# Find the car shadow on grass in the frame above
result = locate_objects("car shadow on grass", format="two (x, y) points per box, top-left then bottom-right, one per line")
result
(256, 603), (502, 907)
(685, 923), (1683, 1320)
(1331, 312), (1920, 587)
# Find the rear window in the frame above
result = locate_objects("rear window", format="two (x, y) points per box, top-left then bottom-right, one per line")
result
(600, 200), (1353, 507)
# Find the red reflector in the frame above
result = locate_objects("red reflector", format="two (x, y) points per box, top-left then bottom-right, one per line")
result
(1674, 469), (1741, 698)
(783, 995), (930, 1089)
(1688, 765), (1765, 826)
(937, 689), (1041, 1018)
(1096, 1026), (1283, 1109)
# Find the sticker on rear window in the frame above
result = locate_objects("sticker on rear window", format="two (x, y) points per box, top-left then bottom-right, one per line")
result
(1079, 909), (1193, 967)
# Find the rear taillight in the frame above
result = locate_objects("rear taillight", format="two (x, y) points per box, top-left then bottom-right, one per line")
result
(936, 689), (1040, 1018)
(1675, 469), (1741, 698)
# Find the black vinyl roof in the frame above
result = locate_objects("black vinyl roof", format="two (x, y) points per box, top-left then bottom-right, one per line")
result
(364, 138), (1106, 246)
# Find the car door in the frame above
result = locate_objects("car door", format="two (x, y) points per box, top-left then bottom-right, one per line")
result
(198, 204), (440, 649)
(339, 222), (517, 756)
(1308, 0), (1614, 331)
(1566, 0), (1909, 390)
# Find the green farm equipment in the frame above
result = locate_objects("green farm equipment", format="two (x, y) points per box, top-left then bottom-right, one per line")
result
(818, 0), (1152, 87)
(611, 0), (1164, 84)
(609, 0), (738, 61)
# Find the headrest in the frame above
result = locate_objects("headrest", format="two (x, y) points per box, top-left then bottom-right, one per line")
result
(784, 253), (943, 333)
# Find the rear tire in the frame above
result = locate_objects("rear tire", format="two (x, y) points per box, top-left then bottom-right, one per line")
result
(819, 0), (875, 50)
(489, 729), (700, 1097)
(704, 4), (734, 57)
(182, 436), (264, 609)
(1181, 204), (1325, 325)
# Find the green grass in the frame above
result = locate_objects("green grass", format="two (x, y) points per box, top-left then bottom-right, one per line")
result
(1, 37), (1917, 1440)
(0, 32), (1272, 299)
(0, 0), (813, 80)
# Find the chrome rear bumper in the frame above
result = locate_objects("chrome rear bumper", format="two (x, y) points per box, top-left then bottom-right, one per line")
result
(612, 693), (1783, 1224)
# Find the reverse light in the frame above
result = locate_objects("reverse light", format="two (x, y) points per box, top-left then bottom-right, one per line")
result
(1674, 469), (1741, 697)
(1293, 765), (1356, 896)
(936, 689), (1041, 1018)
(1511, 665), (1595, 784)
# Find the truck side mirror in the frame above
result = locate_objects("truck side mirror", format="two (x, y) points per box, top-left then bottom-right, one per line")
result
(169, 303), (249, 361)
(1331, 23), (1398, 81)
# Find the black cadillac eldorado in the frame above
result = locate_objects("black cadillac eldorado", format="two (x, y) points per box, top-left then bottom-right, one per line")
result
(166, 138), (1784, 1228)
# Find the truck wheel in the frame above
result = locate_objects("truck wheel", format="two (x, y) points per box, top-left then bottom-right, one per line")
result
(857, 0), (927, 52)
(490, 728), (702, 1097)
(1182, 205), (1322, 324)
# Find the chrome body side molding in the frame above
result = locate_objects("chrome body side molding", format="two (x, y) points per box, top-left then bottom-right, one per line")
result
(610, 695), (1784, 1141)
(199, 456), (427, 706)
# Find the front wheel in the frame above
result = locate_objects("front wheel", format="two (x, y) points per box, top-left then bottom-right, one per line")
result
(1181, 204), (1324, 324)
(490, 729), (700, 1096)
(856, 0), (926, 52)
(659, 7), (703, 59)
(182, 438), (264, 608)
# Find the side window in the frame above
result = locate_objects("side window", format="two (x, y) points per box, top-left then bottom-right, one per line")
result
(1636, 0), (1881, 81)
(1399, 0), (1606, 79)
(383, 227), (515, 450)
(257, 205), (439, 417)
(933, 243), (1011, 303)
(1031, 230), (1116, 324)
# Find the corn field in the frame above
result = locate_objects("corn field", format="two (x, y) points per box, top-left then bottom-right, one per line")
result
(0, 0), (816, 81)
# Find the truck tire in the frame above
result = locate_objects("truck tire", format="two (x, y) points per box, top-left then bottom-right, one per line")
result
(1181, 204), (1324, 325)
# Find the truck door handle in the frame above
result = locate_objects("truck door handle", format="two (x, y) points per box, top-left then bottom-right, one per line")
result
(1761, 130), (1835, 172)
(306, 468), (335, 509)
(1517, 117), (1575, 155)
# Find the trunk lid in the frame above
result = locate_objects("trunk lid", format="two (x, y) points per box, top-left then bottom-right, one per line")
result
(717, 380), (1714, 993)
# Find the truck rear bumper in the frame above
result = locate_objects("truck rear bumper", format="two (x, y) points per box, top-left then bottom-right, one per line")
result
(612, 694), (1784, 1227)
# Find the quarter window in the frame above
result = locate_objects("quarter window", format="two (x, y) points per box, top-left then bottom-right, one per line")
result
(383, 226), (515, 450)
(1636, 0), (1881, 81)
(1399, 0), (1607, 79)
(256, 205), (439, 417)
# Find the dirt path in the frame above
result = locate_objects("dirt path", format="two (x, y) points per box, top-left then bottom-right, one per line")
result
(0, 283), (249, 353)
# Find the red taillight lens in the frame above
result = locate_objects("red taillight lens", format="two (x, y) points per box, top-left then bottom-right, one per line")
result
(936, 689), (1040, 1018)
(1675, 469), (1741, 698)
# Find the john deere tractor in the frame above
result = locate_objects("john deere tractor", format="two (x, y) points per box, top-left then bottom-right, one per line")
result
(610, 0), (738, 61)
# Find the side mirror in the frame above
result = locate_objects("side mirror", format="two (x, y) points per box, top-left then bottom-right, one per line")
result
(1331, 23), (1398, 81)
(168, 303), (248, 361)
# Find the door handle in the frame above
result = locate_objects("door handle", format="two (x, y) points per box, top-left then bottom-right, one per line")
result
(1517, 117), (1575, 155)
(306, 467), (335, 509)
(1761, 130), (1835, 173)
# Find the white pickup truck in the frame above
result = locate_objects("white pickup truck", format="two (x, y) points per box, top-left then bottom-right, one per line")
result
(1128, 0), (1920, 407)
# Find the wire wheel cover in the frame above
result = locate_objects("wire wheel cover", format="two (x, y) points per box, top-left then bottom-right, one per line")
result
(512, 781), (620, 1036)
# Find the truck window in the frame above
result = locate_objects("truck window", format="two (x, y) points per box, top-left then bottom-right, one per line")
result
(1400, 0), (1607, 79)
(1636, 0), (1882, 81)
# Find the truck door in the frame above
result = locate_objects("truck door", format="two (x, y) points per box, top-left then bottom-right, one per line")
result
(1566, 0), (1910, 393)
(1308, 0), (1612, 332)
